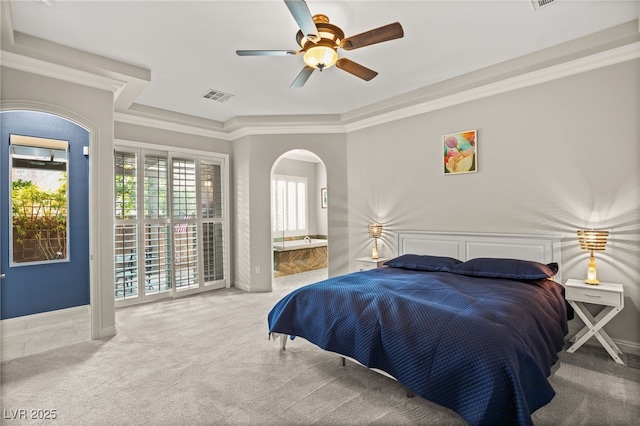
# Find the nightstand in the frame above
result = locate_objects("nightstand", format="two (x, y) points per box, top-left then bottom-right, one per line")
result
(356, 257), (388, 271)
(564, 278), (624, 364)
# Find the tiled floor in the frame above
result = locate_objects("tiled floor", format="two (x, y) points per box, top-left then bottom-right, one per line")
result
(272, 268), (328, 291)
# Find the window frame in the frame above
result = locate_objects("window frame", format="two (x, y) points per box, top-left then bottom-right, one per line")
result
(114, 140), (229, 306)
(9, 135), (70, 267)
(271, 174), (309, 238)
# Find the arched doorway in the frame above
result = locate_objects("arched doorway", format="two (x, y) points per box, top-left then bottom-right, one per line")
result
(270, 150), (328, 290)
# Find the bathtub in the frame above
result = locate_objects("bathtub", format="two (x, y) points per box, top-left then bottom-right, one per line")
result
(273, 238), (327, 251)
(273, 239), (328, 276)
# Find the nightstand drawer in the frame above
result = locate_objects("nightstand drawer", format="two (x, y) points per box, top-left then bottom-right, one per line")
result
(356, 257), (388, 271)
(356, 260), (379, 271)
(566, 287), (622, 306)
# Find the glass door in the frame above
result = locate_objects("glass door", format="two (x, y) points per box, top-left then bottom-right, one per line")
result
(114, 150), (173, 302)
(114, 147), (227, 305)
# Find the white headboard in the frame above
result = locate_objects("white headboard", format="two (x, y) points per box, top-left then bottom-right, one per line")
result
(397, 231), (563, 282)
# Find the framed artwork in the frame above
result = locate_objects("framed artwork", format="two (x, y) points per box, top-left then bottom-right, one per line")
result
(443, 130), (477, 174)
(321, 188), (327, 209)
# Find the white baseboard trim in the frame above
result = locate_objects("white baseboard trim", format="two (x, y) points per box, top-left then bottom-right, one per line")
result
(567, 325), (640, 357)
(1, 305), (91, 362)
(614, 338), (640, 356)
(98, 326), (117, 339)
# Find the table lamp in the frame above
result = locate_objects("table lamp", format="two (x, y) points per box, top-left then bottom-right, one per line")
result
(368, 223), (383, 259)
(577, 229), (609, 285)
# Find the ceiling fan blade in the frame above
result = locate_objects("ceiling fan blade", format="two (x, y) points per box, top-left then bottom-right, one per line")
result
(336, 58), (378, 81)
(236, 50), (300, 56)
(284, 0), (318, 38)
(291, 66), (315, 88)
(341, 22), (404, 50)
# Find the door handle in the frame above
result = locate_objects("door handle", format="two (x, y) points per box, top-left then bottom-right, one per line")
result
(0, 274), (5, 279)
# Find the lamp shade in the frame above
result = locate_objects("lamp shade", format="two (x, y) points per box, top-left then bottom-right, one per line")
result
(303, 45), (338, 70)
(577, 229), (608, 285)
(577, 230), (609, 251)
(368, 223), (383, 239)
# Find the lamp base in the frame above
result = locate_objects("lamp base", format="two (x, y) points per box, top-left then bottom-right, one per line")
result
(585, 254), (599, 285)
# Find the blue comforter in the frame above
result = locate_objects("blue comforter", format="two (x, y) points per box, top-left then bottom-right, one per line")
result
(268, 267), (568, 425)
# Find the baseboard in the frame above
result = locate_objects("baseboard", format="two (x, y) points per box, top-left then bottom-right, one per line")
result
(614, 338), (640, 356)
(97, 325), (117, 340)
(1, 305), (91, 362)
(567, 325), (640, 356)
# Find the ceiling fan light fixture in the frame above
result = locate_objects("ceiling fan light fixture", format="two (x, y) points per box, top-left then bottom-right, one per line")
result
(237, 2), (404, 87)
(303, 45), (338, 70)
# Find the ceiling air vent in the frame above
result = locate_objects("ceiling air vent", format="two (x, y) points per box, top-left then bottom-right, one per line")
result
(201, 89), (234, 103)
(531, 0), (557, 9)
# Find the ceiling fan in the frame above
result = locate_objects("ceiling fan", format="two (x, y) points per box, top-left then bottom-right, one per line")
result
(236, 0), (404, 88)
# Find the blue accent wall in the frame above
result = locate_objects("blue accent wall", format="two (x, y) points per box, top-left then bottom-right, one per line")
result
(1, 111), (90, 319)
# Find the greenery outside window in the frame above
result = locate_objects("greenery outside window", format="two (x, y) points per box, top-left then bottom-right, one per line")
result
(10, 135), (69, 265)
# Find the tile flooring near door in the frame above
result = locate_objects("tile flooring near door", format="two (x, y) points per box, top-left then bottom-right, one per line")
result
(273, 268), (328, 291)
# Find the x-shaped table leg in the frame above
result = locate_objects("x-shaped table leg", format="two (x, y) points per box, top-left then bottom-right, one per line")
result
(567, 300), (624, 364)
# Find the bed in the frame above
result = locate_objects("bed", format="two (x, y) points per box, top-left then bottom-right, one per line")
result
(267, 231), (568, 426)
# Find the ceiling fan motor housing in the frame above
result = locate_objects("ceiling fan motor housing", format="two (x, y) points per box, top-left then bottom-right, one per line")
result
(296, 17), (345, 70)
(296, 17), (345, 49)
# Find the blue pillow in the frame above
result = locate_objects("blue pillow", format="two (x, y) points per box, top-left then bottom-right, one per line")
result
(384, 254), (462, 272)
(449, 258), (559, 280)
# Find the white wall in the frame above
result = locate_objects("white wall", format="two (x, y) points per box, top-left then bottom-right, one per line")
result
(346, 59), (640, 348)
(115, 122), (232, 155)
(233, 133), (348, 292)
(316, 162), (328, 236)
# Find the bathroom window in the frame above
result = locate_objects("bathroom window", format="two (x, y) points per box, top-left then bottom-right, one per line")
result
(10, 135), (69, 265)
(272, 175), (307, 234)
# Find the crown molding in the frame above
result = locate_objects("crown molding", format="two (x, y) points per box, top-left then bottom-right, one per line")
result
(226, 123), (347, 140)
(114, 111), (233, 141)
(2, 29), (150, 111)
(115, 110), (347, 141)
(3, 20), (638, 141)
(343, 41), (640, 133)
(114, 40), (638, 139)
(1, 50), (127, 95)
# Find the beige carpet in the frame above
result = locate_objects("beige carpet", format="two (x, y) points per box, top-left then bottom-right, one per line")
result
(1, 276), (639, 425)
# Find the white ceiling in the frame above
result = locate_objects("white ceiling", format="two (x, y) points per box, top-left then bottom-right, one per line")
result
(7, 1), (640, 124)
